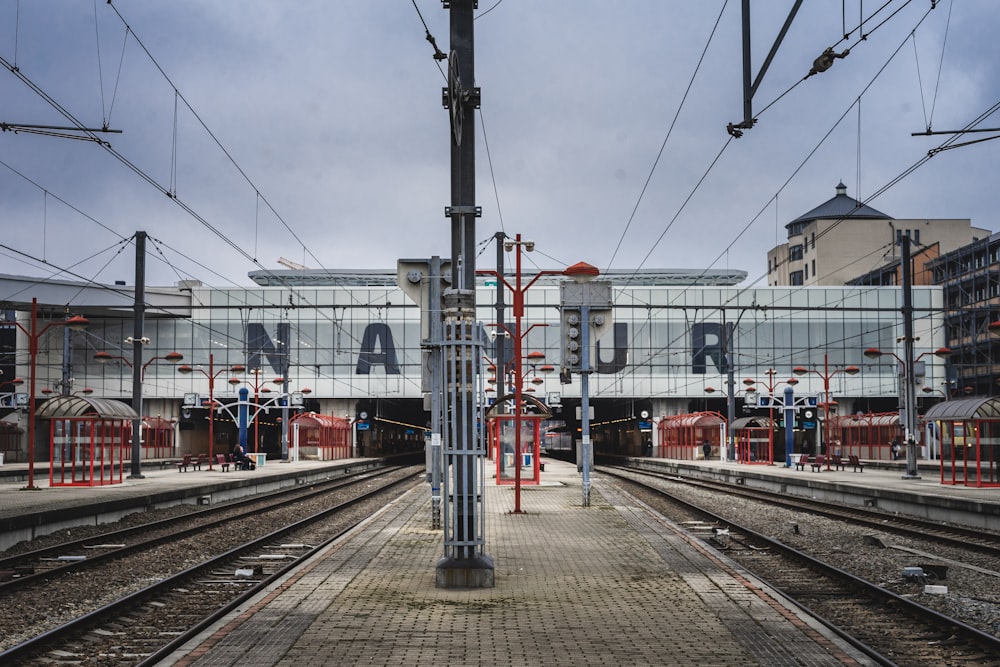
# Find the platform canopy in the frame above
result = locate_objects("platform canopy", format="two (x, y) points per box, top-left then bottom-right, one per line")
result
(923, 397), (1000, 421)
(35, 395), (138, 420)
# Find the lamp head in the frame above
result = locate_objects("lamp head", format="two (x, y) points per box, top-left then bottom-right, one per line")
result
(66, 315), (89, 332)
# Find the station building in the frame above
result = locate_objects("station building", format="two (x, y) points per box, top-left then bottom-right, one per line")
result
(0, 268), (948, 464)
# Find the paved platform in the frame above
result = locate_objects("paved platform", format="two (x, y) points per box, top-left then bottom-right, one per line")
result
(160, 458), (871, 667)
(633, 456), (1000, 532)
(0, 457), (377, 551)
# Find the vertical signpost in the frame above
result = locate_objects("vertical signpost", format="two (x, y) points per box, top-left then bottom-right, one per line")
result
(560, 263), (612, 507)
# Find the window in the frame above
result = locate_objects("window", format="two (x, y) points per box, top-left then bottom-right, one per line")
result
(789, 244), (803, 261)
(789, 270), (804, 286)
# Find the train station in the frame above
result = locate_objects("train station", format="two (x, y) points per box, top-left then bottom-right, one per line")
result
(1, 450), (997, 665)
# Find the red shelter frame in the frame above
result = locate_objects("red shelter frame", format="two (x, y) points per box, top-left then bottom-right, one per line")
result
(488, 413), (542, 485)
(656, 411), (726, 460)
(49, 416), (129, 486)
(289, 412), (352, 460)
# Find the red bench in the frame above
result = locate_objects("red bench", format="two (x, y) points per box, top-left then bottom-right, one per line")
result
(794, 454), (808, 471)
(216, 454), (230, 472)
(810, 455), (826, 472)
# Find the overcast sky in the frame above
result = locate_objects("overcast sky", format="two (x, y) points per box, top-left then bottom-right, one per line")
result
(1, 1), (997, 291)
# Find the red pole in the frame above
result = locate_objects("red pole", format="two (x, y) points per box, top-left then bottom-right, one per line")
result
(766, 369), (775, 464)
(208, 353), (215, 470)
(512, 235), (524, 513)
(824, 354), (831, 470)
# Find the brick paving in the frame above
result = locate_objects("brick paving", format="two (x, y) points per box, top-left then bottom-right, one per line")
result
(162, 459), (870, 667)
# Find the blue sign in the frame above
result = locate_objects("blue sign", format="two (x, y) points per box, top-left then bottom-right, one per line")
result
(356, 421), (370, 431)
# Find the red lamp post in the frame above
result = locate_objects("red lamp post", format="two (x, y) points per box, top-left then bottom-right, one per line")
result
(177, 355), (244, 469)
(0, 298), (89, 490)
(477, 234), (561, 514)
(793, 354), (860, 469)
(743, 370), (799, 463)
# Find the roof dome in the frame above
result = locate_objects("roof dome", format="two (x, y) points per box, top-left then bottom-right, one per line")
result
(787, 182), (891, 230)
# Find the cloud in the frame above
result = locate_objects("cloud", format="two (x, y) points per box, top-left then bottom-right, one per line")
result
(0, 0), (996, 290)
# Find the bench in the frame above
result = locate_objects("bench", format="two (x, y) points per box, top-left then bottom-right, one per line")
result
(216, 454), (230, 472)
(177, 454), (193, 472)
(794, 454), (808, 471)
(192, 453), (206, 471)
(831, 455), (846, 471)
(849, 454), (865, 472)
(810, 454), (826, 472)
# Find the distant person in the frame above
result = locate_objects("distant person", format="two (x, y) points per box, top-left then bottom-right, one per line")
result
(891, 439), (900, 460)
(702, 440), (712, 461)
(233, 443), (254, 470)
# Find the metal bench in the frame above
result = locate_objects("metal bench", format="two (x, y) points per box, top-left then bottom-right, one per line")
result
(177, 454), (193, 472)
(794, 454), (808, 471)
(810, 454), (826, 472)
(216, 454), (230, 471)
(849, 454), (865, 472)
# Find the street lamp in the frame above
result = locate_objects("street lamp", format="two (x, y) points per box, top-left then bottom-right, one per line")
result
(793, 354), (859, 470)
(95, 348), (184, 477)
(743, 370), (799, 464)
(863, 345), (951, 478)
(477, 234), (561, 514)
(232, 368), (283, 455)
(0, 376), (25, 396)
(0, 298), (88, 490)
(176, 355), (244, 469)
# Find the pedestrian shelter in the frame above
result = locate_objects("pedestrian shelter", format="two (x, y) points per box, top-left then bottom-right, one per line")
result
(0, 417), (23, 464)
(730, 416), (775, 464)
(486, 394), (552, 485)
(656, 411), (726, 460)
(924, 397), (1000, 488)
(832, 412), (902, 461)
(142, 416), (176, 459)
(288, 412), (351, 460)
(37, 395), (137, 487)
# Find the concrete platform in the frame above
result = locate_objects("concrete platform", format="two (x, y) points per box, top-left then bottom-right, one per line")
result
(160, 458), (871, 667)
(0, 457), (379, 551)
(631, 457), (1000, 532)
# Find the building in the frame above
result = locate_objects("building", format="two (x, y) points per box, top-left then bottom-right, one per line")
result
(927, 231), (1000, 396)
(0, 269), (947, 462)
(767, 182), (989, 287)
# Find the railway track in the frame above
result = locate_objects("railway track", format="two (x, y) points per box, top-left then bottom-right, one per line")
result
(626, 465), (1000, 557)
(0, 465), (404, 590)
(0, 465), (422, 665)
(604, 467), (1000, 667)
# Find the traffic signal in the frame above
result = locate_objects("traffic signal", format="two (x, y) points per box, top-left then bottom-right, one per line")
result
(561, 307), (583, 371)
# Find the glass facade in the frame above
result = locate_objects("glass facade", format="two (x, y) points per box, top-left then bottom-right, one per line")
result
(51, 280), (946, 415)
